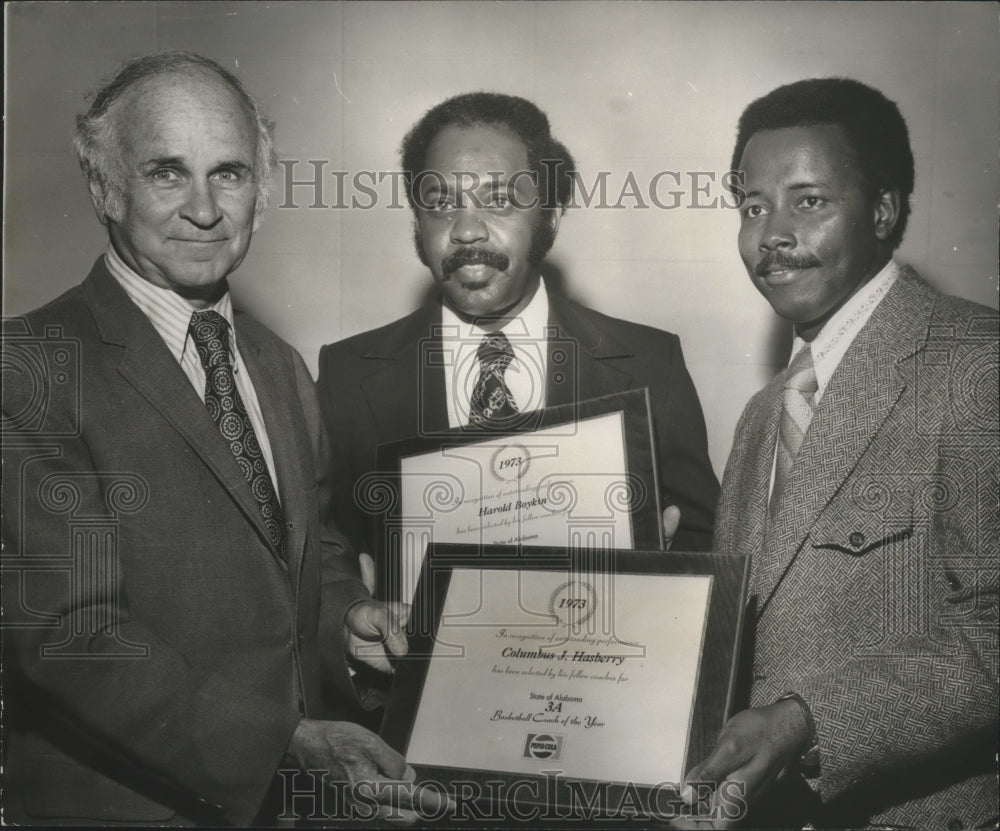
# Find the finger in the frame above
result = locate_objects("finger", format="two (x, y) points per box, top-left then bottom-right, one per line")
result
(680, 747), (736, 805)
(679, 762), (706, 804)
(382, 606), (410, 659)
(392, 601), (413, 629)
(348, 632), (392, 673)
(662, 505), (681, 550)
(410, 780), (456, 816)
(367, 736), (409, 780)
(359, 552), (377, 595)
(719, 755), (780, 806)
(347, 600), (387, 641)
(347, 780), (419, 826)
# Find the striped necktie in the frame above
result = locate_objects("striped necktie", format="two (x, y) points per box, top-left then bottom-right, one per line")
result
(189, 310), (286, 556)
(772, 345), (818, 510)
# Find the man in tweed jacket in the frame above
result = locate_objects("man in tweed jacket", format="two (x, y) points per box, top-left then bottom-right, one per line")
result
(680, 79), (998, 829)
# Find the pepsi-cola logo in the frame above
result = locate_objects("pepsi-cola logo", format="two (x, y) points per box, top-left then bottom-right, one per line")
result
(523, 733), (563, 760)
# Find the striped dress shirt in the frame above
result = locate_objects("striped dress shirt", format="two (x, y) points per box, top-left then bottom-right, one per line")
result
(104, 244), (281, 500)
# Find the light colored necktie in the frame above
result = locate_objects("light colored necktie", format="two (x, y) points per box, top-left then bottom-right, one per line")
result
(469, 331), (520, 427)
(189, 310), (286, 556)
(772, 345), (818, 509)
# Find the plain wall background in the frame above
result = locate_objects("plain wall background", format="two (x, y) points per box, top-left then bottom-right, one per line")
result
(5, 1), (998, 479)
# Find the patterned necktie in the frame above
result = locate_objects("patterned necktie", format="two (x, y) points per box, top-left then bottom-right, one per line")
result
(189, 310), (286, 555)
(469, 332), (520, 427)
(771, 345), (818, 510)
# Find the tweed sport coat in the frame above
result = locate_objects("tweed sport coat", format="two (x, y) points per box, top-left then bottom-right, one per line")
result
(715, 268), (998, 829)
(1, 259), (369, 825)
(316, 289), (720, 556)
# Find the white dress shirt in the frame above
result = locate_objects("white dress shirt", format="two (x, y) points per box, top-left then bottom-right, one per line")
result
(769, 259), (899, 497)
(105, 244), (281, 500)
(441, 278), (551, 429)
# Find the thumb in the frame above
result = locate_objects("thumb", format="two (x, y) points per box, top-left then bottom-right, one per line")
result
(381, 603), (411, 658)
(662, 505), (681, 550)
(359, 552), (377, 595)
(680, 742), (734, 805)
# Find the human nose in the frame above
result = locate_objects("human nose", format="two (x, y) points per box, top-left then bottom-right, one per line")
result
(758, 209), (795, 251)
(179, 180), (223, 228)
(450, 208), (488, 244)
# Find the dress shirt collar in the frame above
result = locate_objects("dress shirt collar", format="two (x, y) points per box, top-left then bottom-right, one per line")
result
(105, 243), (235, 362)
(790, 259), (899, 401)
(440, 277), (550, 428)
(439, 277), (550, 344)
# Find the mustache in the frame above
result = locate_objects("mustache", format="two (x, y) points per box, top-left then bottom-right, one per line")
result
(755, 252), (822, 277)
(442, 248), (510, 277)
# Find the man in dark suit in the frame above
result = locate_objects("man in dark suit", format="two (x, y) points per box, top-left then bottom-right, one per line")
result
(317, 92), (719, 563)
(680, 79), (998, 829)
(1, 52), (441, 826)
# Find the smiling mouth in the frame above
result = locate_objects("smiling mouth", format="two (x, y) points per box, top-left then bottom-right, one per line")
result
(758, 268), (814, 287)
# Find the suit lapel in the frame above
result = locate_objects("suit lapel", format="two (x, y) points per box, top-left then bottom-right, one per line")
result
(546, 294), (634, 407)
(359, 303), (449, 442)
(756, 273), (935, 605)
(721, 383), (781, 585)
(83, 265), (283, 564)
(236, 322), (309, 577)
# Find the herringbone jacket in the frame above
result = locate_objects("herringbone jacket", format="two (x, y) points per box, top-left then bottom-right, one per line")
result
(715, 268), (998, 830)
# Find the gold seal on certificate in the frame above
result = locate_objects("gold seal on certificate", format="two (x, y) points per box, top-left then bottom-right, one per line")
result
(548, 578), (597, 628)
(382, 545), (749, 814)
(371, 389), (663, 603)
(490, 443), (531, 482)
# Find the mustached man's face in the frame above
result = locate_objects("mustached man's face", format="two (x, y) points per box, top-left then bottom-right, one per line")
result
(414, 123), (557, 321)
(737, 124), (896, 340)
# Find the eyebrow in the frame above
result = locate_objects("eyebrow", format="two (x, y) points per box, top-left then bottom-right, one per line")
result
(139, 155), (186, 170)
(743, 181), (829, 199)
(138, 157), (253, 172)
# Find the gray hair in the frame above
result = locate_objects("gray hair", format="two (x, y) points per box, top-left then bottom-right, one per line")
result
(73, 51), (277, 225)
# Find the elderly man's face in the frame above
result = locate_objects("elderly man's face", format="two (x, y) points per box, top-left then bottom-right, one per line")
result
(414, 123), (556, 320)
(737, 124), (891, 340)
(105, 72), (258, 305)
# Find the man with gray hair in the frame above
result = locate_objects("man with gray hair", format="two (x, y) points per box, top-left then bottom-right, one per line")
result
(2, 52), (441, 825)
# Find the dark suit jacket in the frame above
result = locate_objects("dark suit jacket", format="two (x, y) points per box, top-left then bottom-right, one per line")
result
(1, 259), (368, 825)
(317, 290), (719, 556)
(715, 269), (998, 829)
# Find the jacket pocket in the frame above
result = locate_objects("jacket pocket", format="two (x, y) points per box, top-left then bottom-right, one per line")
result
(808, 481), (914, 556)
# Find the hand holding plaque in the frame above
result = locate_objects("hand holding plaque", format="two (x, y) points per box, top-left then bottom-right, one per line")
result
(382, 545), (749, 817)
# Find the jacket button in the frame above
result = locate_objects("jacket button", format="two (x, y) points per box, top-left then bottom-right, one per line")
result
(947, 819), (963, 831)
(848, 531), (866, 549)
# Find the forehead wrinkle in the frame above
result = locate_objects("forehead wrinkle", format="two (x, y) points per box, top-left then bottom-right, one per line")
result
(112, 73), (256, 177)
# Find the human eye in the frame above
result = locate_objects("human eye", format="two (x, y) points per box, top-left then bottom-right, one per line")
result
(213, 166), (251, 187)
(150, 167), (181, 185)
(483, 191), (511, 210)
(426, 194), (457, 212)
(741, 202), (766, 219)
(798, 195), (826, 209)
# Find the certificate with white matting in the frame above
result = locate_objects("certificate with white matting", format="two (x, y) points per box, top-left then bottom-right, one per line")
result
(368, 389), (662, 604)
(381, 544), (749, 814)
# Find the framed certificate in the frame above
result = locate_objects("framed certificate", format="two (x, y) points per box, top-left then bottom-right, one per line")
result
(381, 544), (749, 816)
(368, 389), (662, 603)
